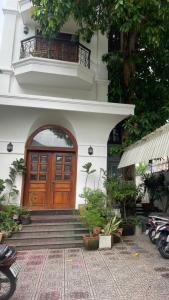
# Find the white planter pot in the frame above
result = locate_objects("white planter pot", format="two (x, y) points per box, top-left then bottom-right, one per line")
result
(99, 234), (112, 249)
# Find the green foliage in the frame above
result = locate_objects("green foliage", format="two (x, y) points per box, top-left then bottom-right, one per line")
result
(135, 162), (147, 176)
(81, 188), (106, 210)
(81, 162), (96, 190)
(142, 172), (169, 212)
(1, 204), (20, 216)
(0, 179), (5, 194)
(80, 206), (103, 234)
(0, 179), (6, 203)
(103, 215), (121, 236)
(32, 0), (169, 45)
(0, 209), (22, 235)
(17, 207), (30, 216)
(104, 178), (137, 220)
(80, 188), (107, 234)
(128, 215), (143, 228)
(0, 203), (30, 237)
(2, 159), (25, 204)
(81, 162), (96, 175)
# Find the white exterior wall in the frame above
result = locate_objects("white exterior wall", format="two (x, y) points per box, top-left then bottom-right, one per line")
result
(0, 0), (135, 208)
(0, 0), (108, 101)
(0, 103), (133, 207)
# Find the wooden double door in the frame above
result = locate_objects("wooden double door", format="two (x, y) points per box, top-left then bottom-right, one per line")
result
(24, 151), (76, 210)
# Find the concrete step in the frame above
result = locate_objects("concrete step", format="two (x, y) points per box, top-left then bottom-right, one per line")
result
(30, 209), (79, 215)
(7, 233), (84, 243)
(22, 222), (84, 231)
(11, 229), (88, 238)
(5, 209), (87, 250)
(31, 215), (80, 224)
(10, 240), (84, 251)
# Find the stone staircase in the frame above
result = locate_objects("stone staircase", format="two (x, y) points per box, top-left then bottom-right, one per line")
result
(5, 210), (88, 250)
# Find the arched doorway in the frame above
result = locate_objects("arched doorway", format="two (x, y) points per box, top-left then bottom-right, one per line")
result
(24, 125), (77, 210)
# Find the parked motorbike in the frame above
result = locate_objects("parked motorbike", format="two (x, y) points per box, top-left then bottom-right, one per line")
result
(145, 213), (169, 244)
(155, 223), (169, 259)
(0, 244), (20, 300)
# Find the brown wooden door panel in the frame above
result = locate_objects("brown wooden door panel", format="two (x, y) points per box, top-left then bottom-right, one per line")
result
(51, 153), (75, 209)
(53, 192), (71, 209)
(25, 152), (50, 209)
(53, 182), (71, 189)
(28, 191), (47, 209)
(24, 151), (76, 210)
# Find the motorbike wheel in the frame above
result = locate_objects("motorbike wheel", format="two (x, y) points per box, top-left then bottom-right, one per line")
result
(0, 269), (16, 300)
(148, 229), (156, 244)
(158, 236), (169, 259)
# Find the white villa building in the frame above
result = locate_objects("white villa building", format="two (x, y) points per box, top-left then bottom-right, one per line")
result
(0, 0), (134, 210)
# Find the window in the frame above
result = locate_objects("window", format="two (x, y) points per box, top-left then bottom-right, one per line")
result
(31, 128), (74, 148)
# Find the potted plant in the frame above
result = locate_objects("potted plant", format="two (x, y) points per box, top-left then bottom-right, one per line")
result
(80, 206), (103, 250)
(3, 204), (20, 223)
(104, 179), (138, 236)
(99, 215), (121, 249)
(18, 207), (31, 225)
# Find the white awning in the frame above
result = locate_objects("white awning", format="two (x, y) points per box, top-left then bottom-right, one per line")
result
(118, 122), (169, 168)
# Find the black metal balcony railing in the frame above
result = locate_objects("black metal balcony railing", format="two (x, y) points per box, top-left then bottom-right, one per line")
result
(20, 36), (91, 68)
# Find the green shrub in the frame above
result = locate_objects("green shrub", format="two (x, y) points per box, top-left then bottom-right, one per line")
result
(80, 206), (103, 235)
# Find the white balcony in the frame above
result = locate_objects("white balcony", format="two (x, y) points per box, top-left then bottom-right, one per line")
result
(13, 36), (94, 89)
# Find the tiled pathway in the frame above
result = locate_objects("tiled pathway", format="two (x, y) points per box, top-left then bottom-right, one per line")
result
(11, 235), (169, 300)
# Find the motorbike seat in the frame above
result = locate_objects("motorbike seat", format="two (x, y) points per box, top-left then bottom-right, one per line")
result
(0, 244), (10, 259)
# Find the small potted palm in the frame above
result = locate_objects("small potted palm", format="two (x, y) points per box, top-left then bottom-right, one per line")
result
(99, 215), (121, 249)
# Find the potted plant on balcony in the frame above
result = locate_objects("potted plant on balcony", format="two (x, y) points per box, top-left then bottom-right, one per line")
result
(99, 215), (121, 249)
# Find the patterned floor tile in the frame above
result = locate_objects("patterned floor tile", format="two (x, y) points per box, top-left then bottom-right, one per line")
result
(9, 235), (169, 300)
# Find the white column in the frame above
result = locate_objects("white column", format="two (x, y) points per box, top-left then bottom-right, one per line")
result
(0, 0), (18, 92)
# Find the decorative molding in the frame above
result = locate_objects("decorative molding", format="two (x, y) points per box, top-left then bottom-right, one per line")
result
(0, 140), (24, 143)
(95, 79), (109, 85)
(0, 93), (135, 116)
(0, 68), (13, 75)
(13, 56), (94, 88)
(2, 9), (18, 16)
(19, 0), (31, 6)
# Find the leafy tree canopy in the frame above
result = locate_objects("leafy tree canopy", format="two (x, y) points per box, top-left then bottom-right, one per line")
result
(32, 0), (169, 149)
(32, 0), (168, 45)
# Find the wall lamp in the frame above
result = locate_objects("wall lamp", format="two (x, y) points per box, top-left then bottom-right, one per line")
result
(88, 145), (93, 155)
(23, 25), (29, 35)
(7, 142), (13, 153)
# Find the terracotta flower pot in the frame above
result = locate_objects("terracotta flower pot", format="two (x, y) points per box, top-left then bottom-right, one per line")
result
(93, 227), (102, 236)
(83, 235), (99, 250)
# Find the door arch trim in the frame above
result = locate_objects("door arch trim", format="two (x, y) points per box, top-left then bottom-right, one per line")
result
(25, 124), (78, 152)
(23, 125), (77, 210)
